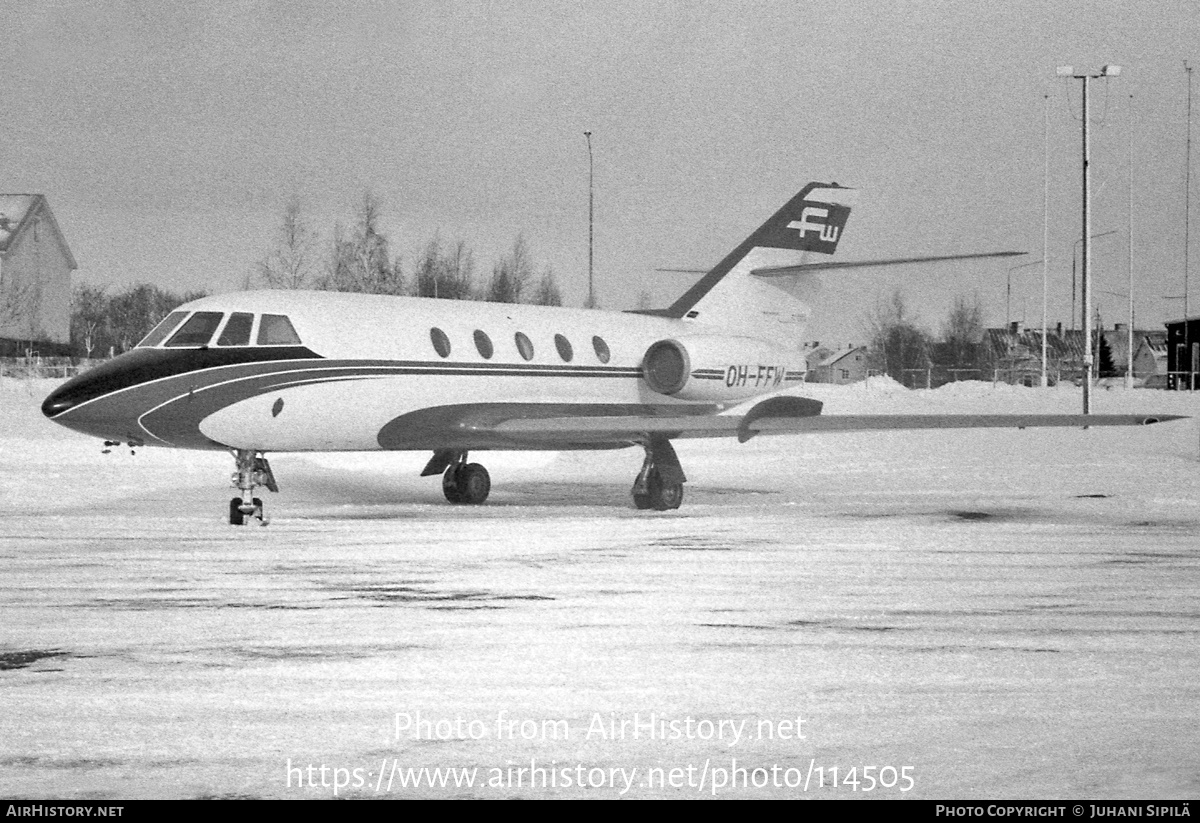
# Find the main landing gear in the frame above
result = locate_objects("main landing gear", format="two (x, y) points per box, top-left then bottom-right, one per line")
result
(418, 440), (685, 511)
(422, 450), (491, 505)
(631, 435), (685, 511)
(229, 449), (278, 526)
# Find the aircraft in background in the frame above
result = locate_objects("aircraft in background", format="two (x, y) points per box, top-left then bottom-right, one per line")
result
(41, 183), (1185, 524)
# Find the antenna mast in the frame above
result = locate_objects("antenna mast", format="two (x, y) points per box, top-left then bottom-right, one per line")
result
(1185, 62), (1193, 388)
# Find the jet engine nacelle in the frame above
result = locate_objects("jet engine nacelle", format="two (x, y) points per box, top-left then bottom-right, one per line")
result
(641, 335), (797, 402)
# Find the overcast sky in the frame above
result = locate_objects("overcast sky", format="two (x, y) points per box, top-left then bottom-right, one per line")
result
(3, 0), (1198, 342)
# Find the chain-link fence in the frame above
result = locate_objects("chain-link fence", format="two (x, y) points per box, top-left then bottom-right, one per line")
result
(0, 356), (101, 379)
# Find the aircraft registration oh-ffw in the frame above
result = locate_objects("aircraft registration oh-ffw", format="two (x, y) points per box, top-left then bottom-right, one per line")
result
(42, 182), (1186, 524)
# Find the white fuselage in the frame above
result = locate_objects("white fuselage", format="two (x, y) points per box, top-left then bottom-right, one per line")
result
(44, 290), (809, 453)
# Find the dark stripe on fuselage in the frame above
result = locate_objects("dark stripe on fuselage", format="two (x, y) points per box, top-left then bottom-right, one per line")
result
(42, 346), (653, 450)
(42, 346), (322, 417)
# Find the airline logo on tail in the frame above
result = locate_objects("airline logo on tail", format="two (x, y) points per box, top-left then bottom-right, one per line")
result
(789, 205), (844, 246)
(760, 197), (851, 255)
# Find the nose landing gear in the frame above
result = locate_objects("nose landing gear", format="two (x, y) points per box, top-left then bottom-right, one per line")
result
(229, 449), (278, 525)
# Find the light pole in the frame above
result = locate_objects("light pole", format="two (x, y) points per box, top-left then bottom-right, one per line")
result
(1059, 65), (1121, 413)
(584, 131), (594, 309)
(1003, 262), (1041, 331)
(1127, 92), (1135, 389)
(1071, 230), (1118, 331)
(1184, 62), (1194, 389)
(1007, 259), (1044, 327)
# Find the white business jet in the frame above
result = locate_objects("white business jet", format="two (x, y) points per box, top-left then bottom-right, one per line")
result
(42, 183), (1184, 524)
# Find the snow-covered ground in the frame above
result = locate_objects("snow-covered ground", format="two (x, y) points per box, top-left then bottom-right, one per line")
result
(2, 376), (1198, 799)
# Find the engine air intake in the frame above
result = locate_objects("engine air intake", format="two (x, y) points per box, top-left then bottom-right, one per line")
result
(642, 340), (690, 395)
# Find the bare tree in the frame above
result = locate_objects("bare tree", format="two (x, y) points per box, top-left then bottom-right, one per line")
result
(413, 234), (475, 300)
(865, 289), (932, 383)
(939, 293), (987, 373)
(486, 234), (533, 304)
(530, 266), (563, 306)
(70, 284), (109, 359)
(256, 197), (321, 289)
(322, 191), (405, 295)
(0, 275), (33, 332)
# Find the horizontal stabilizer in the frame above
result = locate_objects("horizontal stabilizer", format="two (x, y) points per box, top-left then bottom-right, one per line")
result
(751, 250), (1025, 278)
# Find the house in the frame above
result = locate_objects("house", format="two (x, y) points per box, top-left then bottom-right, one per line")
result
(983, 321), (1085, 386)
(0, 195), (78, 356)
(807, 345), (869, 384)
(1131, 332), (1168, 379)
(1097, 324), (1166, 379)
(984, 321), (1172, 386)
(803, 342), (834, 379)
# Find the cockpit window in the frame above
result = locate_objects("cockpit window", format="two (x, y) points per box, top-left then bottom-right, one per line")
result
(137, 311), (189, 348)
(165, 312), (225, 348)
(257, 314), (302, 345)
(217, 313), (254, 346)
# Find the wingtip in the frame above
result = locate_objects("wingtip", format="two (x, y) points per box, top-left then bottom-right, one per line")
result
(1140, 414), (1189, 425)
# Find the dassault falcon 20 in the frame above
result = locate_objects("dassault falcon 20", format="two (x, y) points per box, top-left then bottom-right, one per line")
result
(42, 182), (1184, 524)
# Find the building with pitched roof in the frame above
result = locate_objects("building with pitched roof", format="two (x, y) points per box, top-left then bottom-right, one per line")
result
(0, 194), (78, 356)
(1124, 330), (1167, 379)
(983, 321), (1085, 386)
(984, 321), (1172, 386)
(807, 345), (869, 384)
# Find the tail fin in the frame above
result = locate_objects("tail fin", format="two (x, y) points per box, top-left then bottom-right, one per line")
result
(663, 182), (857, 345)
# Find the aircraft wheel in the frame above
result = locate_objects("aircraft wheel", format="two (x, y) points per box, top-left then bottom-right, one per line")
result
(457, 463), (491, 505)
(648, 470), (684, 511)
(229, 497), (245, 526)
(632, 489), (653, 509)
(442, 466), (463, 504)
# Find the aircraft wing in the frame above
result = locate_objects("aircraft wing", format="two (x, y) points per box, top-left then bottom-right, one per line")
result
(393, 397), (1184, 451)
(491, 407), (1186, 444)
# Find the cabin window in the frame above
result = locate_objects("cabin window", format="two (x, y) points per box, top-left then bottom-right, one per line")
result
(257, 315), (302, 345)
(138, 311), (189, 348)
(554, 334), (574, 362)
(165, 312), (225, 347)
(592, 335), (611, 364)
(430, 327), (451, 358)
(473, 329), (494, 359)
(515, 331), (534, 361)
(217, 313), (254, 346)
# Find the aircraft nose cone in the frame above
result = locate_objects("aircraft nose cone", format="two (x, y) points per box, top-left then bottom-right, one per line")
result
(41, 369), (108, 419)
(41, 383), (78, 417)
(42, 348), (165, 422)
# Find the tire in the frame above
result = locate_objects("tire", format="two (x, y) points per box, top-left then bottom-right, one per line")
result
(655, 481), (684, 510)
(457, 463), (491, 505)
(442, 466), (463, 503)
(647, 470), (684, 511)
(229, 497), (245, 526)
